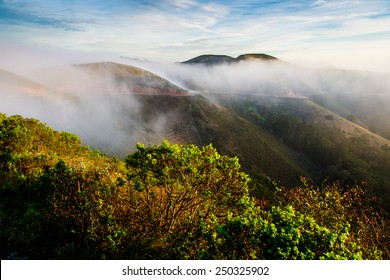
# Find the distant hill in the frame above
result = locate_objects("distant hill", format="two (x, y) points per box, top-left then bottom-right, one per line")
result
(236, 53), (278, 61)
(181, 54), (236, 65)
(0, 69), (55, 97)
(182, 53), (278, 65)
(74, 62), (189, 96)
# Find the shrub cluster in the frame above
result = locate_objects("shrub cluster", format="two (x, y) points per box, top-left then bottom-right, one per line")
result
(0, 113), (388, 259)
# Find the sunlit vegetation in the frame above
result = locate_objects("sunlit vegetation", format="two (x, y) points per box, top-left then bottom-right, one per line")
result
(0, 113), (388, 259)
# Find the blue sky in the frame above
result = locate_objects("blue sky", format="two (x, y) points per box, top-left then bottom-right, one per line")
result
(1, 0), (390, 71)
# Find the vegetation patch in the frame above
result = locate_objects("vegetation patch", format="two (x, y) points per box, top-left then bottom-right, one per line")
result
(0, 113), (388, 259)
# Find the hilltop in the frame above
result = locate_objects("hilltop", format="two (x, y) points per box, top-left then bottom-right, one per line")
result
(0, 69), (56, 97)
(182, 53), (278, 65)
(74, 62), (189, 96)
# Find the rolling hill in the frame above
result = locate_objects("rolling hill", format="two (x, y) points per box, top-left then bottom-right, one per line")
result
(1, 56), (390, 260)
(182, 53), (278, 65)
(0, 69), (61, 97)
(0, 62), (314, 186)
(1, 57), (390, 210)
(176, 54), (390, 209)
(74, 62), (189, 96)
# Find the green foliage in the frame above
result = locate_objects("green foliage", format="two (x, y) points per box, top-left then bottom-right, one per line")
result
(124, 141), (250, 257)
(0, 113), (388, 260)
(276, 177), (389, 259)
(42, 160), (129, 258)
(169, 198), (362, 260)
(0, 113), (128, 259)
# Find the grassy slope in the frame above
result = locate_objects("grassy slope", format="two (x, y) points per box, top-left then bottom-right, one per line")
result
(182, 53), (278, 65)
(189, 95), (314, 185)
(215, 93), (390, 209)
(311, 93), (390, 140)
(75, 62), (189, 95)
(124, 94), (314, 186)
(0, 69), (61, 98)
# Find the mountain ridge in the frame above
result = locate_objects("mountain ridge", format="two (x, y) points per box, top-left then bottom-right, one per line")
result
(182, 53), (278, 65)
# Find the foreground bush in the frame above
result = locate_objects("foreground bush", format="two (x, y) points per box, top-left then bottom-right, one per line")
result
(274, 177), (389, 259)
(165, 198), (363, 260)
(0, 113), (388, 259)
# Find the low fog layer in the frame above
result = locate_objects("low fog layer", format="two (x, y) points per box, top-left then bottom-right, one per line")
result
(1, 46), (390, 155)
(123, 56), (390, 139)
(0, 63), (169, 156)
(123, 57), (390, 99)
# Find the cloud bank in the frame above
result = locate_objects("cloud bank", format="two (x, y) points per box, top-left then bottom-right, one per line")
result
(0, 0), (389, 71)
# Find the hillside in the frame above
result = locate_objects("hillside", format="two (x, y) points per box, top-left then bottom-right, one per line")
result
(0, 63), (189, 155)
(1, 113), (388, 260)
(215, 93), (390, 208)
(311, 92), (390, 141)
(0, 63), (313, 186)
(74, 62), (189, 96)
(130, 94), (314, 186)
(182, 53), (278, 65)
(0, 69), (60, 97)
(1, 59), (390, 210)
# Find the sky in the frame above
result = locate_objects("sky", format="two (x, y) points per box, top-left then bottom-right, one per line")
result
(0, 0), (390, 72)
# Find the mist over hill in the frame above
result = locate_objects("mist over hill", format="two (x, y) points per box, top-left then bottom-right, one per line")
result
(1, 54), (390, 209)
(132, 54), (390, 140)
(0, 61), (313, 186)
(0, 62), (190, 156)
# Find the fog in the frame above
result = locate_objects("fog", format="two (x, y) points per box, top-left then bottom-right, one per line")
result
(0, 56), (165, 156)
(122, 56), (390, 100)
(1, 45), (390, 156)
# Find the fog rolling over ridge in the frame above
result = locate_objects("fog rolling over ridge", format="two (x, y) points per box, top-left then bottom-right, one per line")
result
(124, 54), (390, 140)
(127, 53), (390, 98)
(2, 52), (390, 208)
(0, 62), (189, 156)
(1, 52), (390, 156)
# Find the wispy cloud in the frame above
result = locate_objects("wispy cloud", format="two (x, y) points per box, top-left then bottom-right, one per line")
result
(0, 0), (389, 71)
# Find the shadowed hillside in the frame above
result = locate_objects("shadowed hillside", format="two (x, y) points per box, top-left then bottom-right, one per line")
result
(133, 94), (314, 186)
(182, 53), (278, 65)
(215, 93), (390, 210)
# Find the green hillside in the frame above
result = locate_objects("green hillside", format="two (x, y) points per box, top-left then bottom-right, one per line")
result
(182, 53), (278, 65)
(1, 113), (388, 260)
(182, 54), (236, 65)
(311, 93), (390, 141)
(215, 94), (390, 211)
(75, 62), (189, 96)
(132, 94), (315, 187)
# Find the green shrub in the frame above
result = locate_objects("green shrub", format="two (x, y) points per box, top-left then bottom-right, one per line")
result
(0, 114), (387, 260)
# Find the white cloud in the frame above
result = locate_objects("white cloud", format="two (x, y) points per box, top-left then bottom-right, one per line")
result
(169, 0), (198, 9)
(0, 0), (389, 70)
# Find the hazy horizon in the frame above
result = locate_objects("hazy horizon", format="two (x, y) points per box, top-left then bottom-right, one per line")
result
(1, 0), (390, 73)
